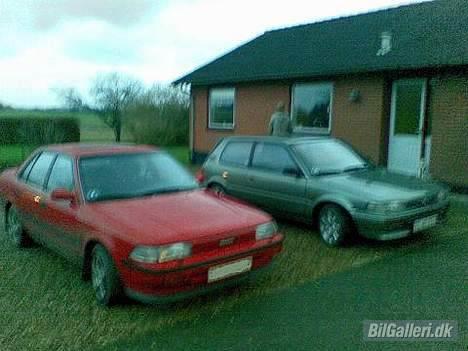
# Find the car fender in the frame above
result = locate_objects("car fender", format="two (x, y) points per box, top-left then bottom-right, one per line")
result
(310, 194), (355, 219)
(206, 175), (228, 190)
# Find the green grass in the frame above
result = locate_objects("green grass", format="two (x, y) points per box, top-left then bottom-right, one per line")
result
(0, 111), (188, 169)
(0, 203), (466, 351)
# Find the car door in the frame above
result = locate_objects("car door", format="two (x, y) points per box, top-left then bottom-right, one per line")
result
(217, 141), (254, 199)
(247, 142), (307, 218)
(41, 154), (82, 262)
(14, 151), (57, 245)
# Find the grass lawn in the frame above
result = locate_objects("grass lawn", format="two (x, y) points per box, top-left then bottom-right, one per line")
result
(0, 203), (466, 350)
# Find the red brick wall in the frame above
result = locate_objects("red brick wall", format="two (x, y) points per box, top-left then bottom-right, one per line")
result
(192, 84), (289, 153)
(331, 77), (387, 164)
(429, 75), (468, 187)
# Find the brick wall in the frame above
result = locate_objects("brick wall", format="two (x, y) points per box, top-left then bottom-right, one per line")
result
(192, 84), (290, 153)
(429, 75), (468, 187)
(331, 77), (387, 164)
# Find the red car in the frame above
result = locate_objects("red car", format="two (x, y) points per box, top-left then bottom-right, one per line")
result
(0, 144), (283, 306)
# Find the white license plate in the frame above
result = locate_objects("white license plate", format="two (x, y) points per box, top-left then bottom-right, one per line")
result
(208, 257), (253, 283)
(413, 215), (438, 232)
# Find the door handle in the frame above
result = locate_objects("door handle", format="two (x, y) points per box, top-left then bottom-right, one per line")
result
(222, 171), (229, 179)
(33, 195), (41, 204)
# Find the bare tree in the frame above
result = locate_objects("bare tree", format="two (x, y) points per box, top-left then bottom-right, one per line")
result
(90, 72), (142, 142)
(53, 87), (85, 112)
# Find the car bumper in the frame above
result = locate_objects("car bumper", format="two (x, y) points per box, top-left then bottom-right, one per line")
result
(352, 201), (450, 241)
(124, 264), (271, 304)
(120, 236), (283, 304)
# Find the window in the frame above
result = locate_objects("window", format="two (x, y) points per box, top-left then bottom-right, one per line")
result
(19, 154), (39, 181)
(291, 83), (333, 132)
(293, 140), (366, 174)
(220, 142), (253, 167)
(252, 143), (297, 173)
(209, 88), (235, 129)
(46, 155), (74, 192)
(394, 81), (423, 135)
(27, 152), (56, 188)
(79, 152), (197, 202)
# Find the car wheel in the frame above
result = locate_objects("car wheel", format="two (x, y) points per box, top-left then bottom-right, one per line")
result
(319, 204), (350, 246)
(5, 205), (29, 247)
(91, 244), (121, 306)
(209, 183), (226, 196)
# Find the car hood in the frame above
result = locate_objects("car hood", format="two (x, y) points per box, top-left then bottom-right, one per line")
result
(83, 190), (269, 244)
(321, 168), (443, 202)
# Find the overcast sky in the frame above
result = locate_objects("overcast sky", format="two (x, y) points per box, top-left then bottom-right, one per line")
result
(0, 0), (428, 108)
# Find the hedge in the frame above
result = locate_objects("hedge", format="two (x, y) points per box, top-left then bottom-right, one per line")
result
(0, 117), (80, 145)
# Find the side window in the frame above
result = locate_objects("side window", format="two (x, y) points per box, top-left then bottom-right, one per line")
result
(46, 155), (74, 192)
(220, 142), (253, 167)
(27, 152), (56, 189)
(19, 154), (39, 181)
(252, 143), (297, 173)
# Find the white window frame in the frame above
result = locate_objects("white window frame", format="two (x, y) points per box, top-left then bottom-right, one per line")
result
(208, 87), (235, 130)
(291, 82), (334, 134)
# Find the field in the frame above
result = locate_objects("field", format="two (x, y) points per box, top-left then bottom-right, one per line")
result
(0, 202), (466, 350)
(0, 110), (188, 168)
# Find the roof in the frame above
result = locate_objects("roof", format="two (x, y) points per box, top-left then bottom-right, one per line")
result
(43, 143), (158, 157)
(222, 135), (331, 145)
(174, 0), (467, 85)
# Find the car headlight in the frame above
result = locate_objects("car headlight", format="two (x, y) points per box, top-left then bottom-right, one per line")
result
(256, 221), (278, 240)
(130, 242), (192, 263)
(366, 200), (405, 213)
(437, 189), (449, 202)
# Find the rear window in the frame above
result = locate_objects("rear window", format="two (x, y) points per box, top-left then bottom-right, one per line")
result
(220, 142), (253, 167)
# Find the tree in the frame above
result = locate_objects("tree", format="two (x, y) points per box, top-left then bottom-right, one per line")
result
(125, 84), (189, 146)
(53, 87), (85, 112)
(90, 72), (142, 142)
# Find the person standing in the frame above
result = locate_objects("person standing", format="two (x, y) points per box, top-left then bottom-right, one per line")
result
(268, 101), (292, 137)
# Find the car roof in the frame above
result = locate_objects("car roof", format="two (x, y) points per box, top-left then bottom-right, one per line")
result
(221, 135), (332, 145)
(41, 143), (158, 157)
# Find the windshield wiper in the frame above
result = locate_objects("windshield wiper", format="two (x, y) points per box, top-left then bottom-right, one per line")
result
(315, 169), (342, 176)
(90, 193), (138, 202)
(342, 164), (369, 173)
(139, 186), (197, 197)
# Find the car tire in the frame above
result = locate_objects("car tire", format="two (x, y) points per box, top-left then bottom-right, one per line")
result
(5, 205), (30, 247)
(208, 183), (226, 196)
(318, 204), (350, 246)
(91, 244), (121, 306)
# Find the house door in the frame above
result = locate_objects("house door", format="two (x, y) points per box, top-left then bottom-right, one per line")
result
(388, 79), (430, 176)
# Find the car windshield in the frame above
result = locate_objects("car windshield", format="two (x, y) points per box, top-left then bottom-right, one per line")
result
(293, 140), (368, 175)
(79, 152), (198, 202)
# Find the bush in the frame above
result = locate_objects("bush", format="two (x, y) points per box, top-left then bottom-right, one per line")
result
(0, 117), (80, 145)
(125, 85), (189, 146)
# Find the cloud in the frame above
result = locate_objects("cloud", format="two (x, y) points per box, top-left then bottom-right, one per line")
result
(31, 0), (160, 30)
(60, 21), (144, 65)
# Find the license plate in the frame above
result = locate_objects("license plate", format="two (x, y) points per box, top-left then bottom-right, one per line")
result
(413, 215), (438, 232)
(208, 257), (252, 283)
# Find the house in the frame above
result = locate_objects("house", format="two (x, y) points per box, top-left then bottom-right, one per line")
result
(174, 0), (467, 190)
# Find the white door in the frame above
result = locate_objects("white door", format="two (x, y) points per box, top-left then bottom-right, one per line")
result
(388, 79), (430, 177)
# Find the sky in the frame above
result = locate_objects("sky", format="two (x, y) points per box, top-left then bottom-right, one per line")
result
(0, 0), (429, 108)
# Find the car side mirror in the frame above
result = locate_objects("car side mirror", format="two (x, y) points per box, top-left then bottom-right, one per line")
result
(51, 188), (77, 204)
(283, 167), (302, 178)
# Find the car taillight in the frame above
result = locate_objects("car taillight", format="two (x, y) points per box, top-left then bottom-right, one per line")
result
(195, 169), (205, 183)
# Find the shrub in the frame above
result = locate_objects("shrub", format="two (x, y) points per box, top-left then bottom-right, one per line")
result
(125, 85), (189, 146)
(0, 117), (80, 145)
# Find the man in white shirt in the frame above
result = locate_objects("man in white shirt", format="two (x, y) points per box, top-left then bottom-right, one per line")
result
(268, 101), (292, 137)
